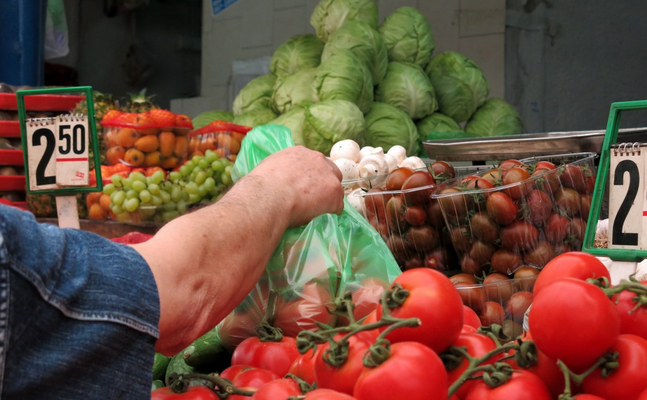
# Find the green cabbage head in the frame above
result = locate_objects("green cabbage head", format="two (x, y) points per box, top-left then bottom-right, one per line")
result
(271, 68), (317, 114)
(375, 62), (438, 120)
(310, 0), (378, 42)
(379, 7), (434, 68)
(270, 34), (324, 77)
(269, 107), (307, 146)
(365, 102), (419, 156)
(232, 74), (277, 116)
(322, 21), (388, 85)
(302, 100), (366, 154)
(416, 112), (463, 141)
(465, 98), (524, 137)
(313, 50), (374, 114)
(426, 51), (489, 122)
(232, 108), (278, 127)
(192, 110), (234, 129)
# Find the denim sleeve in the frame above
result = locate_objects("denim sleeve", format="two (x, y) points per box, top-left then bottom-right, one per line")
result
(0, 205), (161, 399)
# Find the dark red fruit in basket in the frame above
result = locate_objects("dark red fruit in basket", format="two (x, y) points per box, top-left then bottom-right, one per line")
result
(424, 248), (450, 271)
(580, 194), (592, 222)
(545, 213), (571, 243)
(535, 161), (557, 170)
(385, 167), (415, 191)
(491, 249), (523, 275)
(569, 218), (587, 250)
(386, 235), (414, 263)
(451, 273), (485, 312)
(486, 192), (518, 225)
(463, 176), (495, 192)
(403, 255), (424, 271)
(450, 227), (473, 254)
(533, 167), (561, 193)
(404, 205), (427, 226)
(461, 255), (486, 276)
(470, 212), (500, 242)
(401, 171), (435, 206)
(553, 243), (572, 256)
(503, 167), (533, 199)
(481, 168), (501, 185)
(483, 273), (514, 303)
(513, 266), (540, 291)
(438, 187), (472, 221)
(426, 199), (445, 229)
(369, 217), (389, 237)
(499, 159), (523, 170)
(506, 291), (534, 323)
(500, 221), (539, 252)
(469, 240), (497, 266)
(364, 187), (391, 219)
(429, 160), (455, 181)
(560, 164), (588, 193)
(584, 173), (596, 195)
(555, 187), (582, 218)
(480, 301), (506, 326)
(523, 241), (555, 268)
(386, 196), (408, 230)
(525, 189), (553, 224)
(405, 226), (440, 252)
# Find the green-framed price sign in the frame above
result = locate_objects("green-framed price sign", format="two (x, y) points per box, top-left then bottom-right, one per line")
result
(582, 100), (647, 261)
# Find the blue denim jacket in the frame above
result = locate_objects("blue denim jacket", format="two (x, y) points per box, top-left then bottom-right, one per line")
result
(0, 205), (160, 399)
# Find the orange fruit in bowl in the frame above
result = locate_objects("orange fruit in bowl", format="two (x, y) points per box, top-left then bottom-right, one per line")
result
(124, 148), (145, 167)
(134, 135), (160, 153)
(159, 132), (176, 157)
(115, 128), (140, 147)
(106, 146), (126, 165)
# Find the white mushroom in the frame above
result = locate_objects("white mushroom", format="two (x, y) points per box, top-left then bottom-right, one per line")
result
(387, 145), (407, 165)
(330, 140), (361, 163)
(358, 154), (389, 178)
(333, 158), (359, 181)
(384, 154), (399, 173)
(399, 156), (426, 170)
(347, 188), (366, 215)
(359, 146), (375, 160)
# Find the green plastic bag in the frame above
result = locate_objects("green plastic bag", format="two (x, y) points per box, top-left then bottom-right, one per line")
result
(215, 124), (401, 350)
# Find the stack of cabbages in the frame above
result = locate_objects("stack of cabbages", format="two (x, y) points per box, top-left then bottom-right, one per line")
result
(196, 0), (524, 157)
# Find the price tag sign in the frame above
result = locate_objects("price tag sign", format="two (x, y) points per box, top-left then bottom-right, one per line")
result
(582, 99), (647, 261)
(17, 86), (103, 228)
(608, 143), (647, 249)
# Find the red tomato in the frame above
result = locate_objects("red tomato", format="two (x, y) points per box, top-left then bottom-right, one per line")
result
(288, 348), (318, 385)
(438, 187), (471, 220)
(528, 278), (619, 370)
(463, 305), (482, 329)
(303, 389), (358, 399)
(429, 160), (456, 181)
(500, 220), (539, 252)
(231, 336), (300, 377)
(229, 368), (281, 400)
(582, 334), (647, 400)
(274, 282), (334, 337)
(612, 280), (647, 340)
(464, 371), (552, 400)
(220, 365), (255, 382)
(401, 171), (435, 206)
(533, 252), (611, 296)
(314, 334), (372, 395)
(490, 249), (523, 275)
(361, 309), (380, 338)
(451, 273), (485, 313)
(353, 342), (448, 400)
(404, 205), (427, 226)
(386, 167), (415, 191)
(555, 187), (581, 218)
(446, 333), (501, 399)
(502, 167), (532, 199)
(639, 387), (647, 400)
(499, 159), (524, 170)
(376, 269), (464, 353)
(525, 189), (553, 224)
(533, 167), (561, 193)
(251, 378), (301, 400)
(544, 212), (571, 244)
(363, 187), (391, 220)
(479, 301), (506, 326)
(470, 212), (500, 243)
(535, 161), (556, 170)
(560, 164), (588, 193)
(486, 192), (518, 225)
(573, 396), (607, 400)
(151, 387), (220, 400)
(505, 332), (566, 399)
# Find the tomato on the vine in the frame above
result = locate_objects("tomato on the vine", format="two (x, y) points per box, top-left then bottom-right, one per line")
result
(385, 167), (415, 191)
(533, 252), (611, 296)
(463, 371), (552, 400)
(353, 341), (448, 400)
(151, 387), (220, 400)
(231, 336), (300, 377)
(314, 333), (373, 395)
(582, 334), (647, 400)
(376, 268), (464, 353)
(303, 389), (358, 399)
(528, 278), (619, 370)
(274, 282), (334, 337)
(251, 378), (301, 400)
(486, 192), (518, 225)
(228, 368), (281, 400)
(446, 332), (501, 399)
(288, 348), (318, 385)
(463, 305), (482, 329)
(612, 280), (647, 340)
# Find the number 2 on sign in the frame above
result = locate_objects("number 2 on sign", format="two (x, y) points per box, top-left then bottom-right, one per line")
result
(608, 143), (647, 249)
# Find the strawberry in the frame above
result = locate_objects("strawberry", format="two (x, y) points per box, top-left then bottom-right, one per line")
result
(148, 109), (176, 127)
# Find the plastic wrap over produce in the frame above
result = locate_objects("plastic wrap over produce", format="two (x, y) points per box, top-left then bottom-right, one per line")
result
(216, 124), (402, 351)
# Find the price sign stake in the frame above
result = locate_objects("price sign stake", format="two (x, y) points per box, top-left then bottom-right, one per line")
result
(17, 86), (103, 230)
